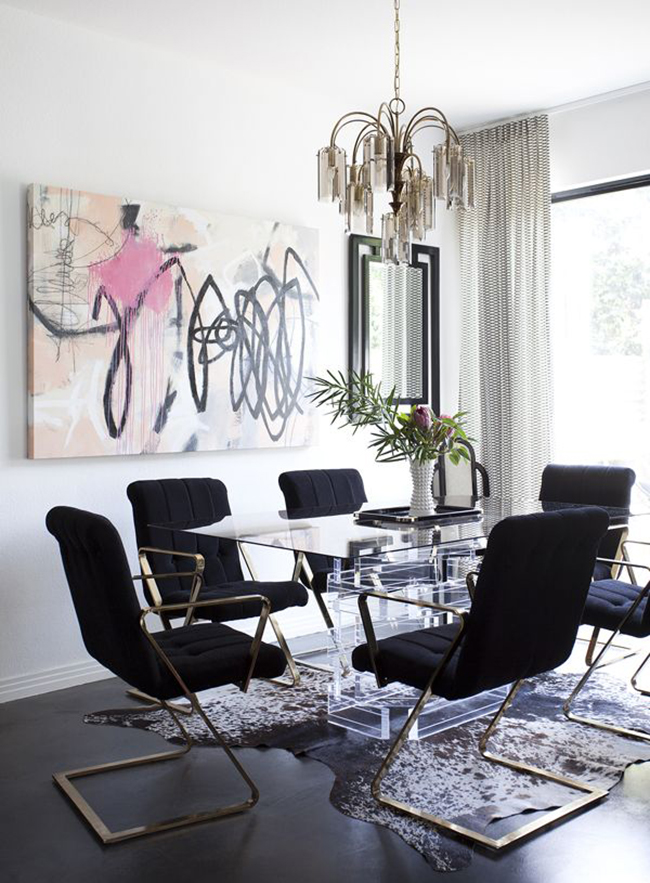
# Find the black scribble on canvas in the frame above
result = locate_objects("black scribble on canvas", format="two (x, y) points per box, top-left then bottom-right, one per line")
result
(187, 228), (319, 442)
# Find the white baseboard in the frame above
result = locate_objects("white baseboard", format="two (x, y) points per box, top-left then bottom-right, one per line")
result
(0, 660), (113, 704)
(0, 600), (326, 705)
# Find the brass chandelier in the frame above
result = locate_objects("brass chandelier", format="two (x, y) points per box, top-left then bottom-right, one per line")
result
(317, 0), (475, 263)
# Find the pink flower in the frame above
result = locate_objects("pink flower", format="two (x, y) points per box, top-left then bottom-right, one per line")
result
(414, 405), (433, 431)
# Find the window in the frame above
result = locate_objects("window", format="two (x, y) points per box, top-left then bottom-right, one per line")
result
(551, 176), (650, 490)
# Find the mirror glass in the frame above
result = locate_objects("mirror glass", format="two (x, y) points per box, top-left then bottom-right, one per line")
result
(367, 261), (424, 400)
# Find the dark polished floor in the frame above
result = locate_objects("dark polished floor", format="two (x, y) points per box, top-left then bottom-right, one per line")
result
(1, 676), (650, 883)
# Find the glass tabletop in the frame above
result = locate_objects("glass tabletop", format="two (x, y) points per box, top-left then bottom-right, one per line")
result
(155, 494), (649, 560)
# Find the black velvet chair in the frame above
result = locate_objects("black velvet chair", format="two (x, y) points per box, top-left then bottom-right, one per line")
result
(46, 506), (286, 844)
(432, 438), (490, 498)
(278, 468), (368, 629)
(539, 463), (635, 580)
(564, 541), (650, 743)
(127, 478), (309, 686)
(539, 463), (636, 663)
(352, 507), (609, 849)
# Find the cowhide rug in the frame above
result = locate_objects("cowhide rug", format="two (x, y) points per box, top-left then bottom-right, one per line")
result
(86, 667), (650, 872)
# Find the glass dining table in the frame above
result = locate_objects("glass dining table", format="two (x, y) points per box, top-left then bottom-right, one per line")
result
(157, 494), (649, 740)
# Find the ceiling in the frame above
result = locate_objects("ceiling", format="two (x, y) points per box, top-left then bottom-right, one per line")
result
(4, 0), (650, 129)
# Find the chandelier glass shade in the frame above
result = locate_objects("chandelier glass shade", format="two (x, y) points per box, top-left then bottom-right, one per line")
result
(317, 0), (475, 263)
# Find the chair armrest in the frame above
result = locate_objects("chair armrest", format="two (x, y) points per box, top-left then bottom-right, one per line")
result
(475, 462), (490, 497)
(140, 594), (272, 694)
(357, 590), (468, 689)
(596, 557), (650, 574)
(589, 571), (650, 637)
(138, 546), (206, 571)
(466, 571), (480, 601)
(132, 572), (203, 581)
(357, 589), (469, 618)
(140, 595), (270, 616)
(137, 547), (205, 624)
(619, 538), (647, 584)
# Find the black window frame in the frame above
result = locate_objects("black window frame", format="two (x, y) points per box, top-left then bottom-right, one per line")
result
(552, 173), (650, 204)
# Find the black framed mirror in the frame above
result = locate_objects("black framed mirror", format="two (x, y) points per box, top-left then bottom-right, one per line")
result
(348, 234), (440, 411)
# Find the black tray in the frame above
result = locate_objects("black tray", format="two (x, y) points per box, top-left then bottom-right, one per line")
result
(354, 504), (483, 527)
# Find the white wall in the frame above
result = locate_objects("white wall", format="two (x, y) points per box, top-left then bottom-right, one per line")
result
(550, 87), (650, 191)
(0, 4), (460, 700)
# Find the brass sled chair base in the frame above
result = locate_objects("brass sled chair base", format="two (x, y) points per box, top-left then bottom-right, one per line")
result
(52, 591), (276, 845)
(564, 558), (650, 744)
(125, 688), (194, 715)
(53, 698), (258, 845)
(564, 641), (650, 744)
(374, 678), (607, 851)
(262, 615), (301, 688)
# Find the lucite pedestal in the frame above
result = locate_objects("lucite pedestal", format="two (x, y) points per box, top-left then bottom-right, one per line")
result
(327, 547), (508, 740)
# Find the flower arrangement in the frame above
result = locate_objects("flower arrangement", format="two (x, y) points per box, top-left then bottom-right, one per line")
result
(308, 370), (470, 466)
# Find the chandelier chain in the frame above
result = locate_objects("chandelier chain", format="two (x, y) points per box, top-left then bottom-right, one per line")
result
(394, 0), (400, 102)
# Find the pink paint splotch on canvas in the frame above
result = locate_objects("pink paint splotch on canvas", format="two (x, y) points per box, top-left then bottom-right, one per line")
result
(89, 230), (172, 313)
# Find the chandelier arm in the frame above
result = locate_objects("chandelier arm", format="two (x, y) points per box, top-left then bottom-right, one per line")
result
(352, 122), (385, 163)
(404, 107), (459, 142)
(400, 152), (423, 175)
(330, 112), (390, 147)
(377, 102), (399, 140)
(406, 119), (449, 140)
(447, 123), (461, 144)
(407, 114), (446, 130)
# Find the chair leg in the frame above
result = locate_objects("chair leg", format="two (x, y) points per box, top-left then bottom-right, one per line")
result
(581, 625), (637, 668)
(313, 589), (352, 677)
(314, 589), (335, 630)
(372, 679), (607, 850)
(631, 650), (650, 696)
(125, 610), (194, 713)
(296, 556), (350, 676)
(564, 630), (650, 743)
(585, 626), (601, 665)
(53, 698), (258, 844)
(264, 615), (301, 687)
(125, 688), (194, 715)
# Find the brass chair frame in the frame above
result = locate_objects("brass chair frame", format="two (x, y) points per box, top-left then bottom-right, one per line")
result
(357, 589), (607, 850)
(136, 543), (301, 690)
(126, 548), (206, 712)
(54, 591), (275, 844)
(564, 554), (650, 743)
(582, 535), (635, 666)
(289, 550), (354, 676)
(237, 542), (300, 687)
(291, 550), (336, 630)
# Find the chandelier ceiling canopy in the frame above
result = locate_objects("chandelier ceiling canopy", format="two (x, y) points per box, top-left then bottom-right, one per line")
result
(317, 0), (475, 263)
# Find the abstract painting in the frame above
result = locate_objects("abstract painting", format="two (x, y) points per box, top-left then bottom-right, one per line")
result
(27, 184), (319, 459)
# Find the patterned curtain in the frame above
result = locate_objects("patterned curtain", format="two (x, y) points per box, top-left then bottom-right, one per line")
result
(458, 114), (552, 499)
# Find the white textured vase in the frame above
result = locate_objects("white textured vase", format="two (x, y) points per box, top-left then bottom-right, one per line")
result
(409, 458), (436, 515)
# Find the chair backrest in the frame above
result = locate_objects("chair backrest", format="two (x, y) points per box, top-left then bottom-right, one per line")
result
(539, 464), (635, 561)
(46, 507), (160, 689)
(432, 439), (490, 498)
(539, 464), (635, 507)
(451, 507), (609, 697)
(278, 469), (367, 573)
(127, 478), (244, 603)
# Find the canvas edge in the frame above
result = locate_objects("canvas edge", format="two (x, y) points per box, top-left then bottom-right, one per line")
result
(26, 183), (37, 460)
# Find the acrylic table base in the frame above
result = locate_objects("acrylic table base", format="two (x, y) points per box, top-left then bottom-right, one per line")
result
(328, 673), (508, 741)
(326, 547), (492, 740)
